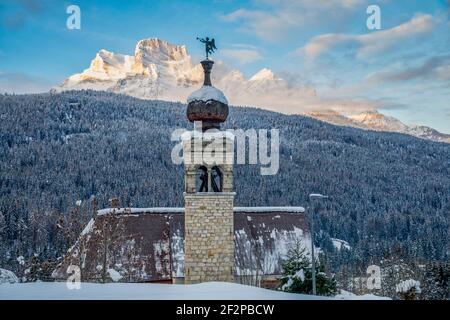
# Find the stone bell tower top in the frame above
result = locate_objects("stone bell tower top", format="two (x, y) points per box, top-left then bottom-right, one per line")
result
(186, 59), (229, 130)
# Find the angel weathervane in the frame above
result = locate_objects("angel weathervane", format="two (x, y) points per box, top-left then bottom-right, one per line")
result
(196, 36), (217, 59)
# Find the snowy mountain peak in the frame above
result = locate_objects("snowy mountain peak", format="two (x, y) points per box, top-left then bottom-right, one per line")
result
(56, 38), (449, 143)
(95, 49), (134, 70)
(348, 111), (407, 132)
(406, 125), (450, 143)
(65, 48), (135, 83)
(309, 110), (450, 143)
(134, 38), (189, 64)
(250, 68), (278, 81)
(58, 38), (202, 98)
(132, 38), (195, 82)
(97, 49), (111, 57)
(222, 70), (246, 82)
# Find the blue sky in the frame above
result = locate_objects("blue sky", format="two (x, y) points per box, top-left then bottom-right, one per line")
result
(1, 0), (449, 132)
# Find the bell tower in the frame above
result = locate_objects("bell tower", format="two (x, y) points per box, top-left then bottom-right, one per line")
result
(183, 56), (235, 284)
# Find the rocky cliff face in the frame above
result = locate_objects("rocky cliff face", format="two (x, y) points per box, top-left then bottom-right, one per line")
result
(56, 38), (315, 105)
(59, 38), (203, 100)
(56, 38), (450, 143)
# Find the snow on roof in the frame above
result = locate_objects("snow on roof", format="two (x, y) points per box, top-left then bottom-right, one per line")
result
(187, 85), (228, 105)
(234, 206), (305, 213)
(97, 207), (184, 215)
(97, 206), (305, 216)
(81, 218), (95, 236)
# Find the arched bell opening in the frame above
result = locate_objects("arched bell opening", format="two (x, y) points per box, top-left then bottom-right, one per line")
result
(211, 166), (223, 192)
(196, 166), (208, 192)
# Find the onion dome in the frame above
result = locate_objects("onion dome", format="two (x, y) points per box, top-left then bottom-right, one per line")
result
(187, 60), (229, 130)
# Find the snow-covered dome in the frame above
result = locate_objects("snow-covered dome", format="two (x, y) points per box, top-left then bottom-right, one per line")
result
(186, 59), (229, 129)
(187, 85), (228, 105)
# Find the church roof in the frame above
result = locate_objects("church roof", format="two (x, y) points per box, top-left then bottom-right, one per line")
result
(53, 207), (309, 283)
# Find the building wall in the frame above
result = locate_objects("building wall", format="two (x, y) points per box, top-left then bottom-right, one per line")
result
(184, 193), (235, 283)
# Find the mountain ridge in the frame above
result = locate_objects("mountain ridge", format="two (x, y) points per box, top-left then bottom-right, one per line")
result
(307, 110), (450, 143)
(56, 38), (450, 143)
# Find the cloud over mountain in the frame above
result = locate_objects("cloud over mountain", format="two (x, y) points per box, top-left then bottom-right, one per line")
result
(297, 14), (435, 60)
(221, 45), (263, 65)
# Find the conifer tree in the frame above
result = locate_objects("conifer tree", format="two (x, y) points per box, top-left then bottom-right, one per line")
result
(280, 241), (337, 296)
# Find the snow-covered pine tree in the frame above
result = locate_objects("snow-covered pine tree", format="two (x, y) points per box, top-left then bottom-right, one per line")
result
(422, 262), (449, 300)
(379, 246), (422, 299)
(279, 240), (337, 296)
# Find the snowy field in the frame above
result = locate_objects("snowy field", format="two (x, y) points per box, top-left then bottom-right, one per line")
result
(0, 282), (389, 300)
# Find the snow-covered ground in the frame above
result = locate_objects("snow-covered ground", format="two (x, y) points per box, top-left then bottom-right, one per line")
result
(0, 282), (389, 300)
(334, 290), (390, 300)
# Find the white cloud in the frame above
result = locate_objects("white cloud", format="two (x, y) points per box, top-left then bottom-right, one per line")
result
(297, 14), (435, 60)
(221, 0), (365, 41)
(220, 47), (263, 64)
(256, 0), (363, 9)
(365, 54), (450, 84)
(210, 67), (377, 115)
(221, 8), (297, 41)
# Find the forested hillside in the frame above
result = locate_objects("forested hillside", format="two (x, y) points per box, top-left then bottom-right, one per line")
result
(0, 91), (449, 283)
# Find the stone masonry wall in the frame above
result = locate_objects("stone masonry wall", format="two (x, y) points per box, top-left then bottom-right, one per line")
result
(184, 193), (235, 283)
